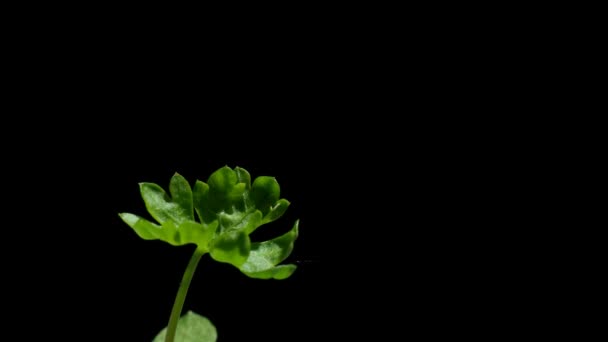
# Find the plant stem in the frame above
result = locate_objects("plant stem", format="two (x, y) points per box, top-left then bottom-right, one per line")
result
(165, 248), (206, 342)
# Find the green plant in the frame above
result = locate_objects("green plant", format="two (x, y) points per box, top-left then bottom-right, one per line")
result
(119, 166), (299, 342)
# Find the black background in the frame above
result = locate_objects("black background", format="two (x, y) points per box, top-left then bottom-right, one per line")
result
(2, 23), (510, 340)
(8, 108), (480, 340)
(7, 81), (393, 340)
(16, 117), (348, 340)
(94, 143), (331, 341)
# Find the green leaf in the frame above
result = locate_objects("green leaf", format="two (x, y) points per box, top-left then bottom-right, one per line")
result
(262, 198), (290, 224)
(160, 220), (180, 245)
(192, 180), (211, 224)
(140, 181), (191, 224)
(153, 311), (217, 342)
(235, 166), (251, 189)
(177, 220), (218, 251)
(209, 230), (251, 267)
(218, 210), (263, 235)
(235, 166), (254, 210)
(250, 176), (280, 216)
(243, 264), (297, 280)
(240, 220), (299, 279)
(205, 167), (250, 213)
(169, 173), (194, 221)
(119, 213), (166, 240)
(196, 167), (287, 231)
(206, 167), (235, 211)
(122, 166), (301, 278)
(207, 166), (237, 195)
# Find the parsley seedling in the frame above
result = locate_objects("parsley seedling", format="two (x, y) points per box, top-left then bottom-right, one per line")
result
(120, 166), (299, 341)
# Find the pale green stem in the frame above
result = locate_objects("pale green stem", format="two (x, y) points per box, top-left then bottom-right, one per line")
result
(165, 248), (206, 342)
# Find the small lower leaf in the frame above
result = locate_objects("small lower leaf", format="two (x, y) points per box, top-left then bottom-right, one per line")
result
(153, 311), (217, 342)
